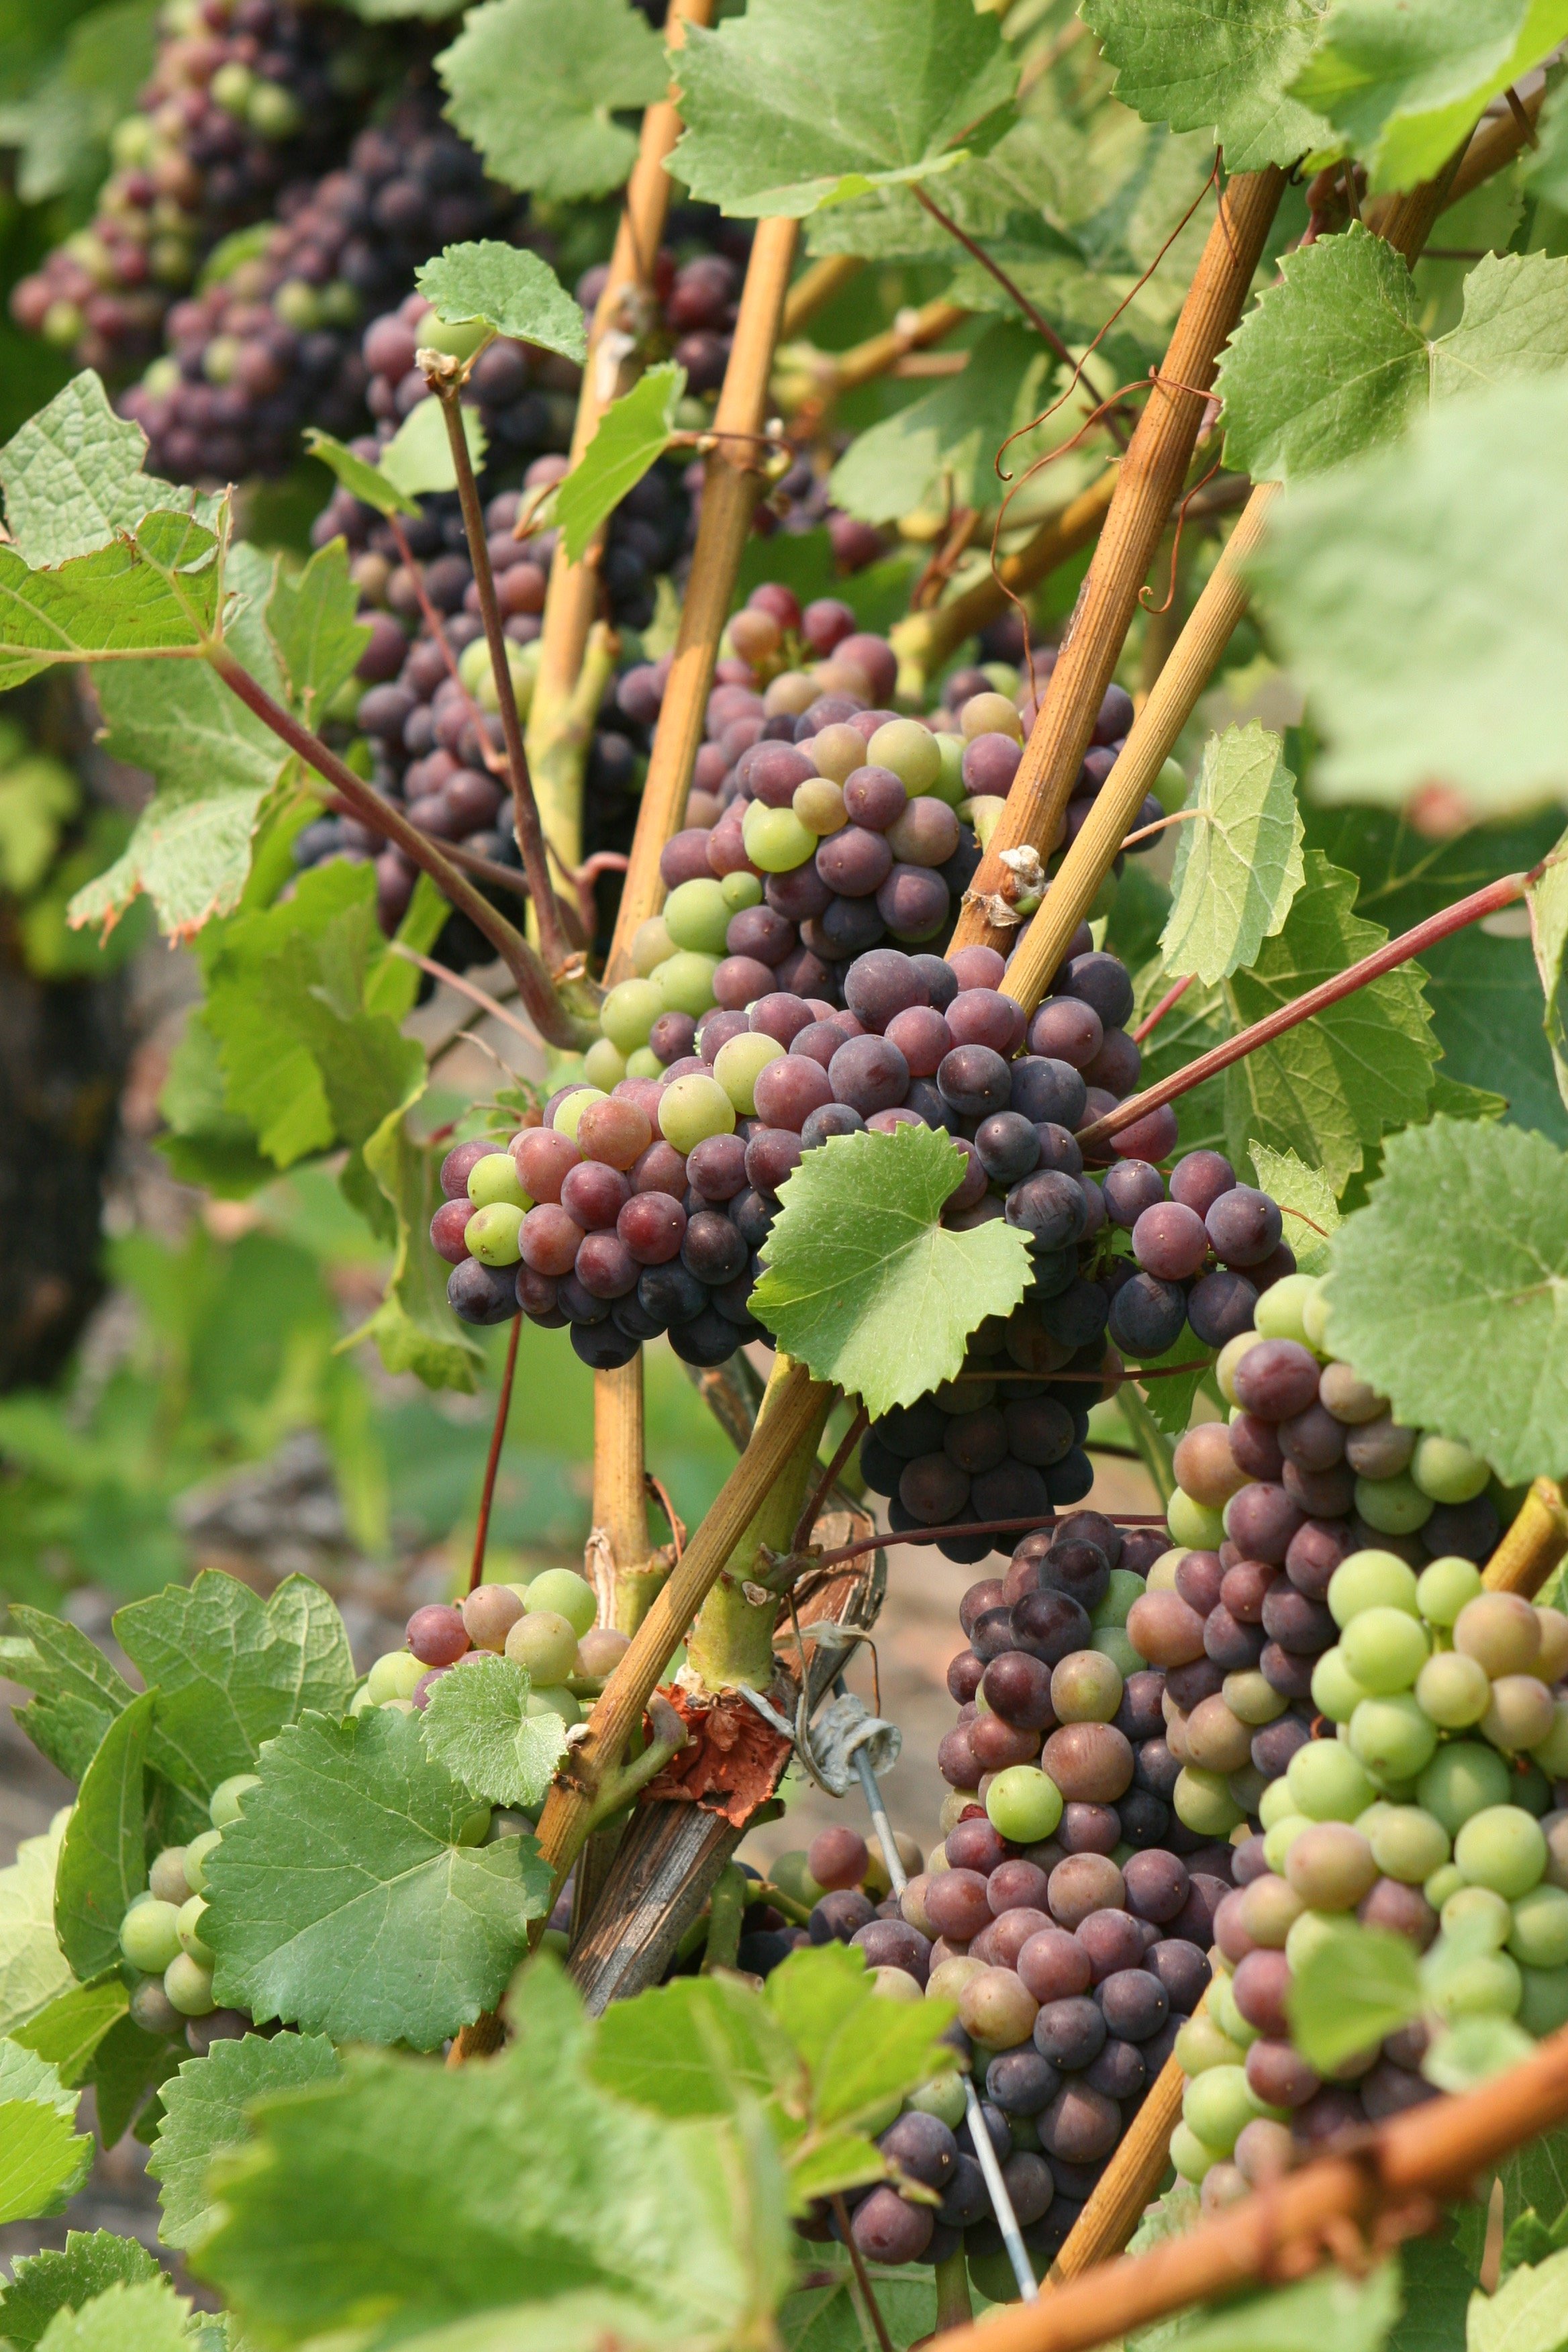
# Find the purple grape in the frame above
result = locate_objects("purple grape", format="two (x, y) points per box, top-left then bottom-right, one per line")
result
(1062, 952), (1133, 1030)
(829, 1034), (910, 1115)
(1101, 1161), (1165, 1228)
(1107, 1273), (1187, 1357)
(937, 1044), (1012, 1117)
(1008, 1057), (1089, 1129)
(1206, 1186), (1283, 1268)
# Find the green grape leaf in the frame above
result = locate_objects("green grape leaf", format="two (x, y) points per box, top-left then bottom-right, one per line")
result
(827, 320), (1051, 524)
(1248, 369), (1568, 822)
(1285, 1922), (1422, 2072)
(1081, 0), (1334, 172)
(589, 1974), (794, 2122)
(418, 1652), (568, 1810)
(1423, 2016), (1534, 2094)
(263, 540), (369, 726)
(0, 509), (221, 693)
(301, 429), (421, 520)
(1456, 2132), (1568, 2275)
(762, 1943), (957, 2142)
(0, 2044), (92, 2227)
(191, 1959), (790, 2352)
(67, 542), (291, 942)
(112, 1568), (357, 1805)
(437, 0), (668, 201)
(197, 860), (427, 1174)
(671, 0), (1018, 218)
(1246, 1143), (1340, 1272)
(32, 2279), (191, 2352)
(1528, 829), (1568, 1120)
(1467, 2246), (1568, 2352)
(380, 394), (488, 501)
(750, 1122), (1033, 1417)
(200, 1705), (550, 2049)
(780, 2265), (944, 2352)
(416, 241), (587, 363)
(0, 753), (79, 895)
(1219, 229), (1568, 481)
(1160, 723), (1304, 985)
(0, 373), (220, 567)
(87, 2016), (179, 2151)
(1130, 1334), (1215, 1440)
(1151, 2264), (1402, 2352)
(0, 1612), (136, 1781)
(154, 1008), (279, 1199)
(1220, 850), (1437, 1195)
(342, 1101), (485, 1391)
(0, 2231), (161, 2352)
(1291, 0), (1568, 195)
(1388, 2232), (1477, 2352)
(13, 1981), (129, 2089)
(0, 1815), (76, 2041)
(53, 1690), (154, 1983)
(556, 364), (685, 564)
(148, 2031), (340, 2251)
(1320, 1115), (1568, 1480)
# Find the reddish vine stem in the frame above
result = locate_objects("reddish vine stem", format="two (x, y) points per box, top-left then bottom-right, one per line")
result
(425, 366), (576, 978)
(1132, 971), (1195, 1043)
(469, 1316), (521, 1591)
(207, 646), (589, 1050)
(793, 1405), (869, 1555)
(1077, 867), (1536, 1153)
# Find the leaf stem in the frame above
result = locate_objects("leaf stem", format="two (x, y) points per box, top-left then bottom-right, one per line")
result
(1132, 972), (1195, 1044)
(1076, 868), (1533, 1153)
(469, 1316), (520, 1591)
(793, 1406), (869, 1555)
(423, 364), (575, 978)
(699, 1860), (746, 1973)
(205, 645), (591, 1050)
(389, 944), (538, 1044)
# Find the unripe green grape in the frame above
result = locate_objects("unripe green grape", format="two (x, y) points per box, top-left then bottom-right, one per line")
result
(1415, 1650), (1491, 1730)
(1169, 1489), (1225, 1549)
(1173, 1765), (1244, 1837)
(1214, 1330), (1263, 1406)
(985, 1765), (1063, 1843)
(1263, 1813), (1312, 1873)
(1258, 1777), (1298, 1830)
(658, 1073), (736, 1153)
(467, 1152), (530, 1212)
(1424, 1861), (1466, 1910)
(1089, 1625), (1142, 1677)
(1481, 1675), (1557, 1756)
(1518, 1963), (1568, 2036)
(652, 950), (721, 1018)
(1532, 1699), (1568, 1779)
(366, 1650), (424, 1704)
(121, 1898), (183, 1973)
(177, 1895), (213, 1965)
(906, 2075), (967, 2127)
(1183, 2065), (1268, 2157)
(871, 1967), (922, 2004)
(583, 1038), (626, 1091)
(1328, 1551), (1420, 1628)
(624, 1046), (663, 1079)
(184, 1830), (222, 1894)
(1092, 1569), (1147, 1629)
(527, 1686), (582, 1725)
(1440, 1884), (1512, 1949)
(1349, 1695), (1438, 1782)
(1369, 1806), (1450, 1885)
(958, 1966), (1039, 2049)
(631, 919), (674, 978)
(420, 313), (490, 362)
(1170, 2120), (1224, 2184)
(1354, 1472), (1434, 1536)
(1253, 1274), (1320, 1348)
(1536, 1607), (1568, 1682)
(1145, 1547), (1187, 1592)
(793, 777), (846, 834)
(1206, 1977), (1257, 2057)
(163, 1953), (215, 2017)
(1224, 1670), (1288, 1726)
(1284, 1908), (1342, 1973)
(523, 1570), (597, 1638)
(1418, 1741), (1512, 1834)
(868, 718), (942, 793)
(1340, 1606), (1430, 1695)
(464, 1202), (524, 1266)
(1506, 1883), (1568, 1970)
(210, 1774), (260, 1830)
(1312, 1647), (1371, 1724)
(1237, 1875), (1304, 1948)
(714, 1031), (783, 1116)
(1287, 1738), (1375, 1823)
(1416, 1556), (1485, 1628)
(930, 732), (967, 807)
(1052, 1649), (1124, 1723)
(148, 1847), (190, 1906)
(1175, 2016), (1245, 2075)
(721, 870), (763, 910)
(927, 1955), (985, 2004)
(1454, 1804), (1548, 1899)
(663, 877), (732, 956)
(552, 1089), (605, 1141)
(742, 801), (816, 873)
(1302, 1285), (1332, 1350)
(1426, 1948), (1522, 2022)
(1412, 1434), (1490, 1505)
(505, 1610), (579, 1683)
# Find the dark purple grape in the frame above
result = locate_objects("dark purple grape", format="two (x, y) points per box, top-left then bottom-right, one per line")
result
(1097, 1969), (1169, 2041)
(1006, 1171), (1088, 1248)
(1122, 1850), (1189, 1924)
(1029, 997), (1104, 1069)
(743, 1127), (803, 1195)
(975, 1112), (1042, 1184)
(899, 1455), (971, 1525)
(850, 2186), (932, 2263)
(1008, 1057), (1089, 1129)
(829, 1035), (910, 1116)
(881, 1400), (950, 1460)
(1169, 1151), (1236, 1216)
(1061, 952), (1133, 1030)
(1083, 2037), (1147, 2102)
(1012, 1589), (1093, 1665)
(808, 1890), (875, 1943)
(1187, 1270), (1259, 1346)
(1118, 1789), (1173, 1848)
(1132, 1202), (1210, 1281)
(1146, 1939), (1211, 2014)
(981, 1649), (1056, 1729)
(877, 2110), (957, 2187)
(1108, 1273), (1187, 1357)
(1101, 1161), (1165, 1228)
(1205, 1185), (1283, 1268)
(937, 1044), (1012, 1117)
(1033, 1996), (1106, 2070)
(987, 2048), (1061, 2115)
(448, 1258), (523, 1326)
(801, 1102), (866, 1149)
(937, 2153), (989, 2229)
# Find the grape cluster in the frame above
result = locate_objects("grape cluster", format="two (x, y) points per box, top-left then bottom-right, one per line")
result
(118, 90), (520, 485)
(119, 1771), (263, 2049)
(11, 0), (392, 382)
(357, 1562), (626, 1737)
(1169, 1561), (1568, 2210)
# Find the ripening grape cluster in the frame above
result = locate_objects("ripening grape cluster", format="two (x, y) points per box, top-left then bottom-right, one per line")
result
(118, 1771), (264, 2048)
(11, 0), (392, 382)
(356, 1561), (626, 1734)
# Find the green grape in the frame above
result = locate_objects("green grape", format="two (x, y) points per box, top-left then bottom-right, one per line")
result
(1424, 1861), (1466, 1910)
(658, 1073), (737, 1153)
(1513, 1761), (1553, 1816)
(366, 1650), (424, 1704)
(1440, 1884), (1512, 1949)
(652, 950), (721, 1018)
(1253, 1274), (1320, 1347)
(601, 978), (665, 1052)
(1284, 1908), (1344, 1973)
(1418, 1741), (1512, 1835)
(1453, 1804), (1548, 1899)
(1145, 1548), (1187, 1592)
(868, 718), (942, 793)
(1481, 1675), (1557, 1755)
(714, 1031), (783, 1115)
(1517, 1964), (1568, 2036)
(631, 918), (674, 977)
(624, 1047), (663, 1079)
(1284, 1821), (1377, 1909)
(1215, 1330), (1263, 1405)
(1328, 1551), (1421, 1628)
(930, 731), (967, 807)
(1311, 1647), (1372, 1724)
(1089, 1625), (1141, 1677)
(210, 1773), (260, 1830)
(1369, 1805), (1451, 1885)
(1170, 2121), (1224, 2184)
(527, 1686), (582, 1725)
(1183, 2065), (1269, 2156)
(1507, 1883), (1568, 1970)
(1224, 1670), (1288, 1726)
(184, 1830), (222, 1894)
(466, 1153), (529, 1212)
(1412, 1434), (1490, 1505)
(742, 801), (817, 872)
(663, 877), (733, 956)
(177, 1895), (213, 1965)
(455, 1804), (491, 1847)
(583, 1038), (626, 1091)
(1169, 1489), (1225, 1549)
(906, 2076), (967, 2127)
(1175, 2016), (1246, 2075)
(553, 1087), (607, 1141)
(1349, 1696), (1439, 1783)
(504, 1610), (579, 1682)
(120, 1898), (183, 1973)
(1426, 1948), (1522, 2022)
(1258, 1777), (1297, 1830)
(985, 1765), (1064, 1843)
(464, 1202), (524, 1266)
(523, 1569), (597, 1638)
(1092, 1569), (1147, 1629)
(1263, 1813), (1312, 1873)
(1416, 1556), (1485, 1627)
(163, 1953), (216, 2018)
(148, 1847), (190, 1906)
(1173, 1765), (1244, 1837)
(1302, 1285), (1332, 1350)
(721, 870), (763, 910)
(1354, 1472), (1434, 1536)
(1287, 1738), (1376, 1822)
(1415, 1650), (1491, 1730)
(1340, 1606), (1429, 1695)
(1533, 1700), (1568, 1779)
